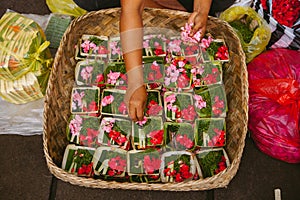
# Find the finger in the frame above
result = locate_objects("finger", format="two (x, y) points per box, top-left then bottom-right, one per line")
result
(188, 12), (197, 24)
(136, 103), (145, 121)
(128, 104), (138, 122)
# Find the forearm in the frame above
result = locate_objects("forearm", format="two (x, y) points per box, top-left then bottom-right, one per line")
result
(193, 0), (212, 16)
(120, 0), (145, 86)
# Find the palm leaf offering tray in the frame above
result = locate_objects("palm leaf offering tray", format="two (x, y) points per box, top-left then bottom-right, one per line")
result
(0, 11), (52, 104)
(43, 8), (248, 191)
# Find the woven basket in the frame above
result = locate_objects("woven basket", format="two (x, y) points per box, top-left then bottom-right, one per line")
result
(43, 8), (248, 191)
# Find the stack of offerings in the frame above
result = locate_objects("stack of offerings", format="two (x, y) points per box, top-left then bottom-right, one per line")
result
(61, 27), (232, 183)
(0, 12), (52, 104)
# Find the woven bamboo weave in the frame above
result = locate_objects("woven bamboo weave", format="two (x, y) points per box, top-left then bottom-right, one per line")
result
(43, 8), (248, 191)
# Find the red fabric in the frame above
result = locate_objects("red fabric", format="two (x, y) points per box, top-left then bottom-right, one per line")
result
(248, 48), (300, 163)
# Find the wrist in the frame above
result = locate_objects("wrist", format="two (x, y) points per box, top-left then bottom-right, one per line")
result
(126, 66), (144, 86)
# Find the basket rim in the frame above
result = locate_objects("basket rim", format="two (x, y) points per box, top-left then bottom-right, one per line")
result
(43, 7), (248, 191)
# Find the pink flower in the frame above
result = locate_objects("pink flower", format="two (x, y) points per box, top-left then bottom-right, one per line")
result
(200, 36), (213, 49)
(191, 66), (205, 87)
(165, 94), (176, 104)
(194, 94), (206, 109)
(101, 118), (115, 133)
(143, 40), (150, 48)
(191, 66), (204, 76)
(102, 95), (114, 106)
(165, 64), (180, 83)
(72, 90), (85, 108)
(107, 70), (121, 85)
(69, 115), (83, 137)
(180, 23), (202, 44)
(81, 40), (92, 53)
(136, 116), (148, 126)
(168, 39), (182, 54)
(110, 41), (121, 55)
(80, 66), (93, 81)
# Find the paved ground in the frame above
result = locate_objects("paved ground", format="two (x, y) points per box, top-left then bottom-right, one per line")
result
(1, 1), (299, 200)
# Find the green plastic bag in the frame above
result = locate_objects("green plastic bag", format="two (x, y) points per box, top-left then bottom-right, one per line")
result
(46, 0), (87, 17)
(220, 6), (271, 63)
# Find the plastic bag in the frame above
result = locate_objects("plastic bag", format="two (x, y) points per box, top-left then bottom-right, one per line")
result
(248, 48), (300, 163)
(0, 11), (52, 104)
(252, 0), (300, 50)
(219, 6), (271, 63)
(46, 0), (87, 17)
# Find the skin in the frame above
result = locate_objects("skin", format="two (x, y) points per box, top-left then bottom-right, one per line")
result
(120, 0), (212, 122)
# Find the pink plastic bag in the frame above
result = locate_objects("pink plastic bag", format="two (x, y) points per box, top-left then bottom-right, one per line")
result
(248, 48), (300, 163)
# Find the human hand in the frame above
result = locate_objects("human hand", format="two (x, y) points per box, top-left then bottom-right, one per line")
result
(188, 11), (208, 40)
(126, 85), (147, 122)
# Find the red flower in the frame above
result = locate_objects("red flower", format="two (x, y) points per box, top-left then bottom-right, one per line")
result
(118, 102), (127, 114)
(212, 96), (224, 116)
(260, 0), (267, 10)
(214, 156), (227, 174)
(96, 74), (105, 87)
(143, 155), (161, 174)
(184, 45), (199, 55)
(154, 46), (165, 56)
(185, 56), (197, 65)
(120, 73), (127, 81)
(82, 101), (98, 112)
(146, 100), (163, 116)
(181, 105), (197, 121)
(148, 72), (156, 81)
(108, 156), (126, 172)
(147, 83), (161, 89)
(202, 73), (218, 85)
(175, 173), (183, 182)
(107, 169), (115, 176)
(148, 130), (164, 145)
(80, 128), (99, 147)
(108, 130), (128, 146)
(77, 162), (93, 176)
(177, 73), (190, 88)
(215, 45), (228, 60)
(151, 62), (160, 71)
(180, 164), (192, 179)
(174, 163), (193, 182)
(272, 0), (300, 27)
(172, 57), (187, 66)
(208, 128), (225, 147)
(176, 134), (194, 149)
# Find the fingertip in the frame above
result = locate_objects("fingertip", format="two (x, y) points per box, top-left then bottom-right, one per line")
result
(130, 115), (137, 122)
